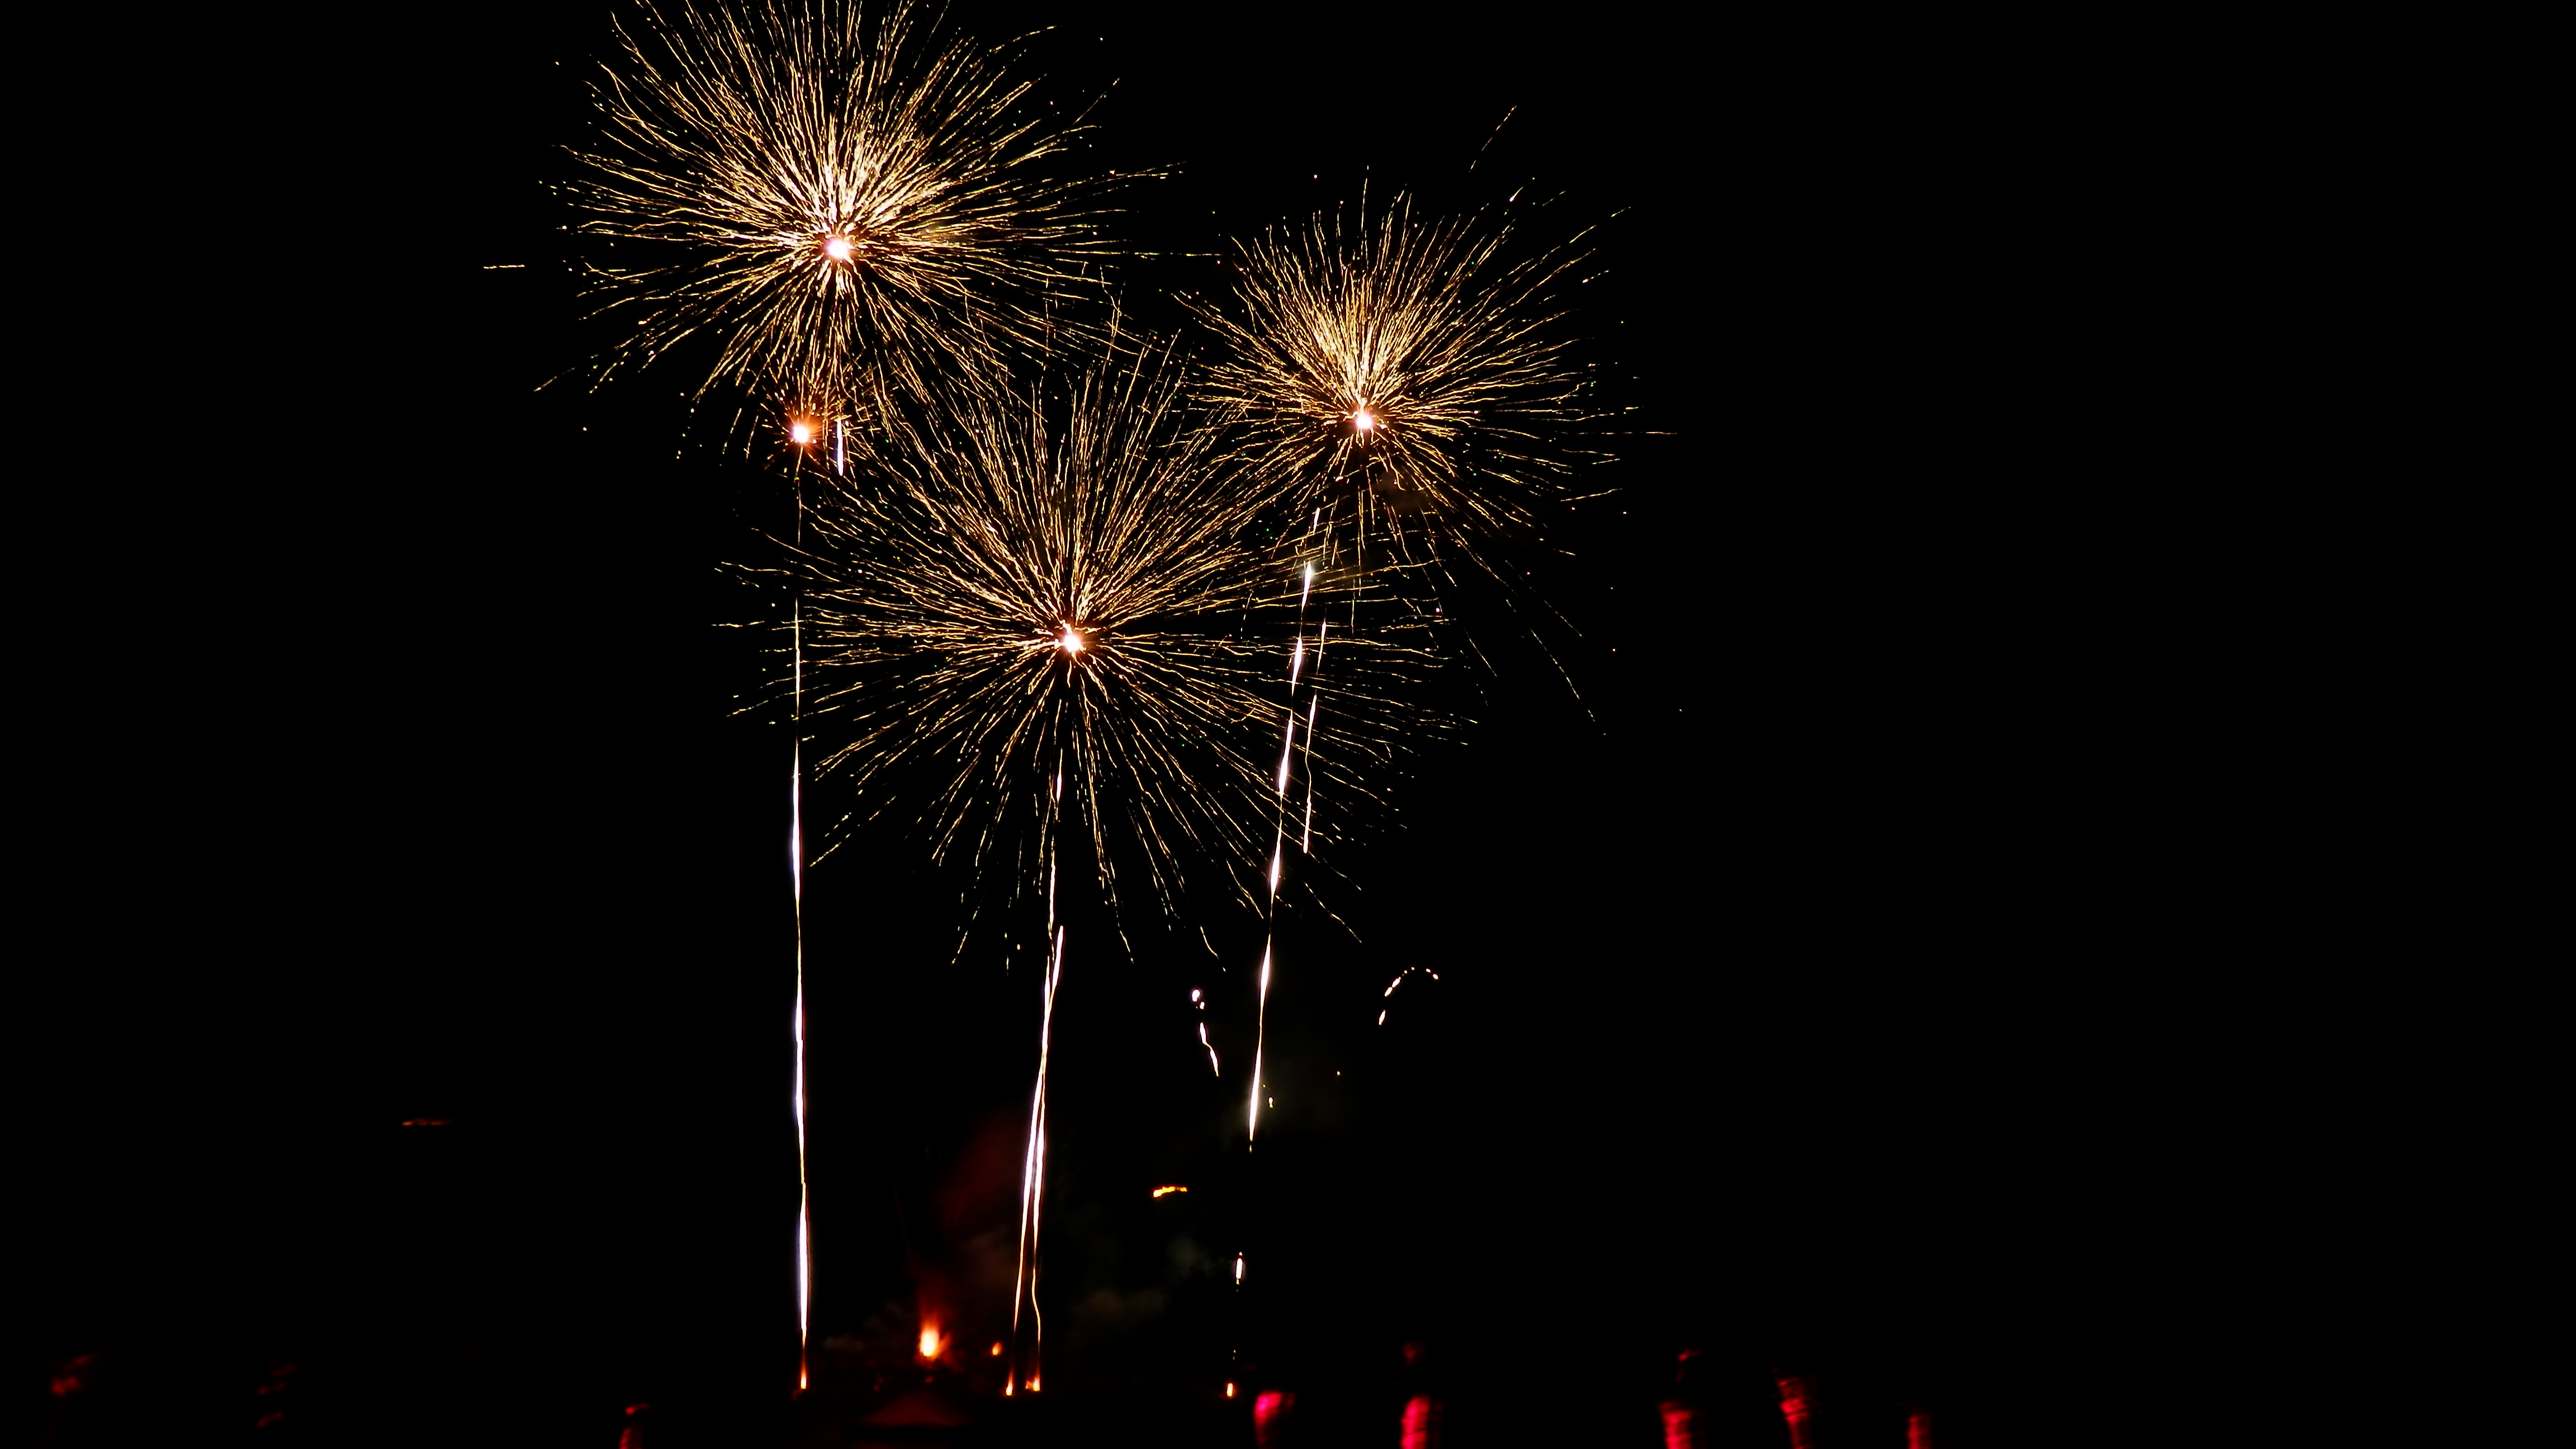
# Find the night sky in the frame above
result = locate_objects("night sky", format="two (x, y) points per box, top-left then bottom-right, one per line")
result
(29, 5), (2233, 1445)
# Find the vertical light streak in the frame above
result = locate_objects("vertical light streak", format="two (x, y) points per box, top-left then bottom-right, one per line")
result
(1247, 941), (1272, 1142)
(1012, 925), (1063, 1392)
(1299, 695), (1319, 853)
(1012, 741), (1069, 1395)
(792, 581), (810, 1393)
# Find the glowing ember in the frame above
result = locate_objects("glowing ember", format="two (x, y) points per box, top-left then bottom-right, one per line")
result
(1150, 1185), (1188, 1198)
(822, 235), (854, 262)
(918, 1327), (943, 1360)
(989, 1342), (1003, 1357)
(1225, 1382), (1237, 1399)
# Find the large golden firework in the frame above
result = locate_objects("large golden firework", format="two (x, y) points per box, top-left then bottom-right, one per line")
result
(574, 0), (1119, 414)
(784, 334), (1410, 924)
(1193, 196), (1596, 581)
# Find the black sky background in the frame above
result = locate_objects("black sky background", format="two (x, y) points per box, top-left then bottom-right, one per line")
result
(21, 4), (2291, 1445)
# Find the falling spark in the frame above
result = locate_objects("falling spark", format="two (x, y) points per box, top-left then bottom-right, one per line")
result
(574, 0), (1128, 414)
(1376, 965), (1441, 1026)
(1150, 1185), (1189, 1199)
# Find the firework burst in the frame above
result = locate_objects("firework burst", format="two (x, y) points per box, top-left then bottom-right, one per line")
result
(574, 0), (1122, 414)
(783, 332), (1409, 932)
(1193, 195), (1598, 591)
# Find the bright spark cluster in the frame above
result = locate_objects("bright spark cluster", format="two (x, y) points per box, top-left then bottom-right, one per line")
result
(575, 0), (1117, 415)
(1194, 196), (1595, 574)
(789, 337), (1404, 922)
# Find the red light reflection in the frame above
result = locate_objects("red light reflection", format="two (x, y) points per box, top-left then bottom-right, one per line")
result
(1402, 1393), (1445, 1449)
(1253, 1389), (1297, 1448)
(1775, 1376), (1815, 1449)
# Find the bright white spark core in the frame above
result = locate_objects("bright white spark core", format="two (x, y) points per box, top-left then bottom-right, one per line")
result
(790, 420), (815, 444)
(823, 235), (854, 263)
(1247, 944), (1272, 1141)
(1059, 625), (1084, 654)
(1353, 406), (1376, 432)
